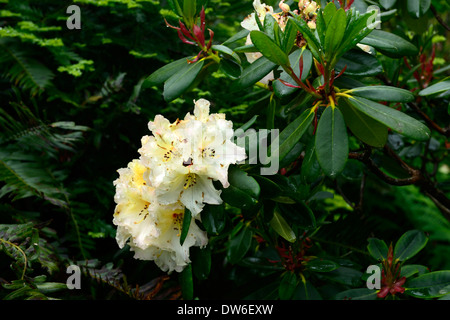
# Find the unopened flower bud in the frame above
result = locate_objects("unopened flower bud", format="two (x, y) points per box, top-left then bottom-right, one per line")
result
(279, 1), (290, 13)
(304, 1), (317, 15)
(307, 20), (316, 29)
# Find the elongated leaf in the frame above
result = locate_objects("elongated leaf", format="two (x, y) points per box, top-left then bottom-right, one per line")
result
(300, 138), (322, 184)
(339, 98), (388, 147)
(394, 230), (428, 261)
(418, 80), (450, 96)
(335, 288), (378, 300)
(192, 247), (211, 280)
(367, 238), (389, 260)
(359, 30), (418, 57)
(200, 204), (226, 235)
(349, 85), (414, 102)
(142, 57), (189, 88)
(405, 271), (450, 298)
(250, 31), (290, 67)
(163, 59), (204, 101)
(270, 208), (296, 243)
(315, 107), (349, 178)
(279, 272), (298, 300)
(227, 224), (253, 264)
(380, 0), (397, 9)
(233, 56), (277, 90)
(324, 8), (346, 61)
(270, 108), (314, 163)
(335, 49), (382, 77)
(306, 259), (339, 273)
(407, 0), (431, 18)
(179, 208), (192, 246)
(221, 167), (260, 210)
(179, 264), (194, 300)
(346, 96), (431, 141)
(211, 44), (241, 64)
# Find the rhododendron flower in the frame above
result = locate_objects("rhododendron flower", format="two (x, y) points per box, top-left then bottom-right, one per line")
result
(113, 159), (208, 273)
(139, 99), (246, 216)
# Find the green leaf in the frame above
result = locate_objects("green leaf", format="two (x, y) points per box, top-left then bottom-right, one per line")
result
(163, 59), (204, 101)
(346, 96), (431, 141)
(179, 264), (194, 300)
(394, 230), (428, 261)
(401, 264), (429, 278)
(179, 208), (192, 246)
(367, 238), (389, 261)
(339, 98), (388, 147)
(335, 288), (378, 300)
(407, 0), (431, 18)
(233, 56), (277, 90)
(418, 80), (450, 96)
(270, 108), (314, 163)
(405, 271), (450, 298)
(279, 272), (298, 300)
(142, 57), (189, 88)
(335, 50), (383, 77)
(250, 31), (290, 67)
(359, 30), (418, 57)
(324, 8), (346, 61)
(282, 19), (300, 54)
(211, 44), (241, 64)
(192, 246), (211, 280)
(183, 0), (197, 27)
(221, 167), (260, 210)
(270, 207), (296, 243)
(306, 259), (339, 273)
(200, 204), (226, 235)
(167, 0), (183, 16)
(380, 0), (397, 9)
(348, 85), (414, 102)
(315, 106), (349, 178)
(300, 138), (322, 184)
(227, 224), (253, 264)
(219, 58), (241, 79)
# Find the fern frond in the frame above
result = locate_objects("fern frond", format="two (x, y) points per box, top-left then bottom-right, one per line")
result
(0, 149), (68, 207)
(0, 39), (54, 95)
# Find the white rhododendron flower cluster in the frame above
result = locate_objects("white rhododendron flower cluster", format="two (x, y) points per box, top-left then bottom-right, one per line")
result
(112, 99), (247, 273)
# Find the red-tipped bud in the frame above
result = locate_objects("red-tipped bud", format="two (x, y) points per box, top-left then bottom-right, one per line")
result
(193, 24), (205, 47)
(200, 6), (206, 32)
(206, 29), (214, 50)
(177, 30), (196, 45)
(179, 20), (195, 41)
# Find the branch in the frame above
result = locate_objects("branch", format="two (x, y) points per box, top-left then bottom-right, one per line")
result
(430, 5), (450, 32)
(407, 102), (450, 137)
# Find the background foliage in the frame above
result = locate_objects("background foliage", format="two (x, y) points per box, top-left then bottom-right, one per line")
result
(0, 0), (449, 300)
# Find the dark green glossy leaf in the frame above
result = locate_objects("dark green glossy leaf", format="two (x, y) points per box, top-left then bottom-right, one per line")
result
(211, 44), (241, 63)
(270, 108), (314, 163)
(192, 246), (211, 280)
(394, 230), (428, 261)
(300, 138), (322, 184)
(163, 59), (204, 101)
(179, 208), (192, 246)
(367, 238), (389, 261)
(221, 167), (260, 210)
(359, 30), (418, 57)
(335, 50), (382, 77)
(407, 0), (431, 18)
(380, 0), (397, 9)
(346, 97), (431, 141)
(179, 264), (194, 300)
(349, 85), (414, 102)
(250, 31), (290, 67)
(418, 80), (450, 96)
(324, 8), (346, 60)
(233, 56), (277, 90)
(306, 259), (339, 273)
(339, 98), (388, 147)
(279, 272), (298, 300)
(200, 204), (226, 235)
(290, 17), (323, 61)
(335, 288), (378, 300)
(405, 271), (450, 298)
(227, 224), (253, 264)
(315, 106), (349, 178)
(142, 57), (189, 88)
